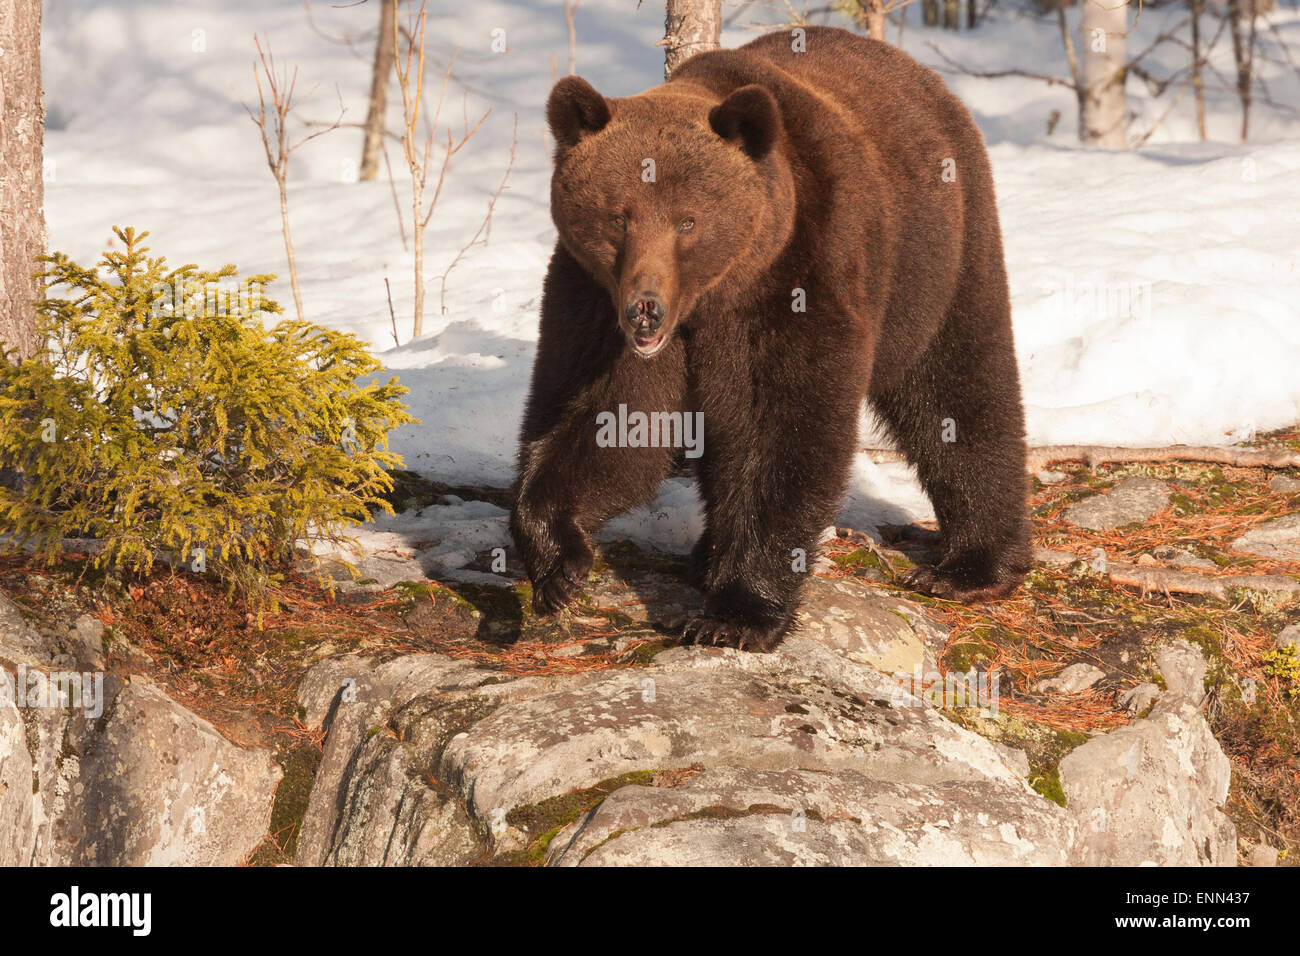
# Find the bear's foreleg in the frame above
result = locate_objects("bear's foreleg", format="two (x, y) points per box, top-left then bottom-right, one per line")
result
(684, 357), (863, 652)
(511, 251), (687, 614)
(512, 380), (687, 613)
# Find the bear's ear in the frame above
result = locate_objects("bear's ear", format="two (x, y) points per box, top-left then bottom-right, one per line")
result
(708, 85), (781, 160)
(547, 76), (612, 150)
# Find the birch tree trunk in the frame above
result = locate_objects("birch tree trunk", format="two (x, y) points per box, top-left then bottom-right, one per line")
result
(663, 0), (721, 80)
(0, 0), (44, 360)
(1228, 0), (1257, 142)
(843, 0), (888, 40)
(359, 0), (396, 182)
(865, 0), (887, 40)
(1079, 0), (1128, 147)
(1190, 0), (1206, 141)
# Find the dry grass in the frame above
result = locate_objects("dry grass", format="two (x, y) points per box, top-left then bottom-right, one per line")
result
(0, 554), (660, 749)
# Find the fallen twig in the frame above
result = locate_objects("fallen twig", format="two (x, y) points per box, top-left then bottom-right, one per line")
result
(1035, 546), (1300, 600)
(863, 444), (1300, 471)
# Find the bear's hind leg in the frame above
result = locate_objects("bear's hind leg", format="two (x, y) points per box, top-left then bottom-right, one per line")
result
(870, 275), (1031, 602)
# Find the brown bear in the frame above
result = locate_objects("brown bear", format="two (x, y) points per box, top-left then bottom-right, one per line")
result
(510, 26), (1031, 652)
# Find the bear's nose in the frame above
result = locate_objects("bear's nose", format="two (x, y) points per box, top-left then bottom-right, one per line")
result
(624, 294), (666, 332)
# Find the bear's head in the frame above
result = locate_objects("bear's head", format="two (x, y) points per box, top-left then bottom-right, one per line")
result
(547, 76), (796, 358)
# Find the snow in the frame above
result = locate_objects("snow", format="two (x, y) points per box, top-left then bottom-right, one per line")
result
(39, 0), (1300, 562)
(364, 496), (514, 582)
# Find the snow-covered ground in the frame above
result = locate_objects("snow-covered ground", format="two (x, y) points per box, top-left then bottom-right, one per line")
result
(40, 0), (1300, 560)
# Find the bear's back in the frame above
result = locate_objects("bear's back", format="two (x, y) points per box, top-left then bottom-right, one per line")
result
(670, 26), (985, 177)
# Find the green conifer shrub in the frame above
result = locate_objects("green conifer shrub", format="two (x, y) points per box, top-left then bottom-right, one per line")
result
(0, 227), (418, 610)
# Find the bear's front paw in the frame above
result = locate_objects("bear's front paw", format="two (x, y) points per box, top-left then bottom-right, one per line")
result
(531, 543), (594, 615)
(681, 615), (785, 653)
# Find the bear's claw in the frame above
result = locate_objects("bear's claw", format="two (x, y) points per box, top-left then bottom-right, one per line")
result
(532, 571), (582, 614)
(531, 553), (592, 614)
(903, 566), (1021, 604)
(681, 615), (784, 653)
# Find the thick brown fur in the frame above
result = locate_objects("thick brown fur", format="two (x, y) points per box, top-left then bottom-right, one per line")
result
(510, 27), (1031, 653)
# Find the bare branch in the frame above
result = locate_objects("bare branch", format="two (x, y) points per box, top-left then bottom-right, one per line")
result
(565, 0), (581, 75)
(385, 276), (400, 348)
(381, 139), (408, 252)
(927, 40), (1077, 89)
(437, 114), (519, 315)
(390, 0), (506, 338)
(242, 34), (344, 323)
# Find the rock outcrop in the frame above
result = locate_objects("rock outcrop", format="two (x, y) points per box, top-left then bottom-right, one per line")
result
(0, 593), (280, 866)
(1, 549), (1241, 867)
(1063, 477), (1171, 531)
(1231, 513), (1300, 561)
(293, 576), (1237, 867)
(1059, 642), (1236, 866)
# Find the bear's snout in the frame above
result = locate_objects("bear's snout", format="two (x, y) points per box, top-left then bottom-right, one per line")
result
(623, 293), (670, 357)
(624, 293), (666, 331)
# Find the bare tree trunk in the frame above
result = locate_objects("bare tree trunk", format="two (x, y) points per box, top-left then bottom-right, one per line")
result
(865, 0), (887, 39)
(359, 0), (397, 182)
(924, 0), (940, 26)
(967, 0), (979, 29)
(943, 0), (960, 29)
(844, 0), (888, 40)
(1057, 5), (1087, 133)
(1228, 0), (1256, 142)
(1246, 3), (1258, 141)
(664, 0), (721, 79)
(0, 0), (44, 360)
(1080, 0), (1128, 147)
(412, 184), (425, 336)
(1190, 0), (1206, 141)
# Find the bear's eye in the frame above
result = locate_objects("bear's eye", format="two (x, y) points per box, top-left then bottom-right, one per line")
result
(678, 217), (696, 234)
(613, 215), (627, 230)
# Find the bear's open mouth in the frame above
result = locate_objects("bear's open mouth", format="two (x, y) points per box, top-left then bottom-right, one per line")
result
(631, 331), (668, 357)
